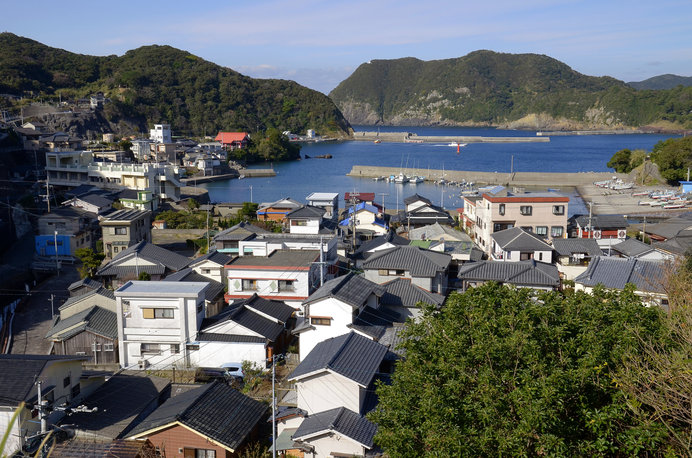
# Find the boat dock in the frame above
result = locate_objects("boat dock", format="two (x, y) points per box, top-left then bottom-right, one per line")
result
(354, 131), (550, 143)
(348, 165), (623, 187)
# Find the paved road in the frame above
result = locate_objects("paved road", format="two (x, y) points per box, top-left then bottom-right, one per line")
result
(9, 265), (80, 355)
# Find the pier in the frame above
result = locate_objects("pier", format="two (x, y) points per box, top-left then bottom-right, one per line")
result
(348, 165), (625, 187)
(353, 131), (550, 143)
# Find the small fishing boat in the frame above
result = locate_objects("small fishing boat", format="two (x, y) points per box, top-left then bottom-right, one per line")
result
(394, 172), (409, 184)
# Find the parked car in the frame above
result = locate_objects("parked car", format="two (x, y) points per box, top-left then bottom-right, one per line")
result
(220, 362), (244, 381)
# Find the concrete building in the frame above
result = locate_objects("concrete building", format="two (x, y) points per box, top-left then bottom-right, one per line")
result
(100, 209), (152, 259)
(35, 206), (99, 258)
(115, 281), (209, 369)
(306, 192), (340, 220)
(149, 124), (172, 144)
(474, 191), (569, 255)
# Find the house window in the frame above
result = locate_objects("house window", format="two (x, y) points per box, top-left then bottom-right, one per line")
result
(104, 343), (114, 352)
(184, 449), (216, 458)
(520, 205), (532, 216)
(114, 227), (127, 235)
(520, 226), (533, 232)
(535, 226), (548, 236)
(553, 205), (565, 215)
(291, 220), (308, 226)
(499, 204), (505, 216)
(91, 342), (102, 351)
(242, 279), (258, 291)
(378, 269), (389, 276)
(71, 384), (80, 399)
(63, 376), (70, 388)
(278, 280), (295, 292)
(113, 247), (118, 253)
(141, 343), (162, 354)
(551, 226), (564, 238)
(311, 316), (331, 326)
(170, 344), (180, 354)
(142, 308), (174, 319)
(388, 269), (405, 276)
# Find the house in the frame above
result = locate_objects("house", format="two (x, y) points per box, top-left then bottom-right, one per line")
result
(339, 202), (389, 238)
(574, 214), (628, 241)
(67, 276), (103, 297)
(490, 226), (553, 263)
(115, 281), (209, 369)
(238, 232), (339, 269)
(610, 238), (673, 261)
(39, 131), (84, 151)
(195, 293), (294, 368)
(117, 189), (158, 211)
(96, 241), (191, 288)
(344, 192), (379, 210)
(286, 205), (327, 234)
(642, 215), (692, 242)
(150, 124), (172, 144)
(35, 206), (99, 258)
(224, 249), (323, 308)
(186, 250), (232, 284)
(127, 382), (267, 457)
(473, 191), (569, 255)
(90, 92), (106, 109)
(0, 355), (90, 454)
(574, 257), (669, 306)
(59, 372), (170, 441)
(552, 238), (603, 281)
(457, 260), (561, 291)
(653, 228), (692, 258)
(351, 231), (410, 267)
(295, 273), (386, 360)
(131, 139), (154, 161)
(393, 194), (454, 228)
(46, 306), (118, 365)
(460, 195), (481, 235)
(213, 221), (270, 254)
(379, 277), (446, 321)
(409, 222), (470, 242)
(257, 197), (303, 222)
(100, 209), (152, 259)
(306, 192), (340, 220)
(284, 332), (387, 457)
(215, 132), (249, 150)
(62, 193), (114, 215)
(164, 268), (226, 317)
(362, 245), (452, 294)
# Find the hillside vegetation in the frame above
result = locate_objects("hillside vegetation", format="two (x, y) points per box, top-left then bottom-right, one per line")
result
(329, 51), (692, 130)
(628, 74), (692, 90)
(0, 33), (351, 137)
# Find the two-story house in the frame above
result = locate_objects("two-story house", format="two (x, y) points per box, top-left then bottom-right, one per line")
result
(339, 202), (389, 238)
(362, 245), (452, 294)
(215, 131), (249, 150)
(491, 226), (553, 263)
(306, 192), (339, 220)
(286, 205), (327, 234)
(474, 191), (569, 255)
(457, 260), (560, 291)
(552, 238), (603, 281)
(115, 281), (209, 369)
(100, 209), (152, 259)
(224, 249), (323, 308)
(213, 221), (271, 255)
(394, 194), (454, 228)
(257, 198), (303, 222)
(35, 206), (99, 258)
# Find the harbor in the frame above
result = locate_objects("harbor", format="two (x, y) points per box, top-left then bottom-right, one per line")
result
(353, 131), (550, 143)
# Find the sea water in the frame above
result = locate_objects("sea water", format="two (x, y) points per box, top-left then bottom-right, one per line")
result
(200, 126), (678, 216)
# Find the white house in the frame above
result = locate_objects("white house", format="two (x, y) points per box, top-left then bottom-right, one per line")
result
(362, 245), (451, 294)
(339, 202), (389, 236)
(187, 251), (232, 284)
(285, 205), (326, 235)
(306, 192), (339, 220)
(295, 273), (386, 361)
(491, 226), (553, 263)
(115, 281), (209, 369)
(149, 124), (172, 143)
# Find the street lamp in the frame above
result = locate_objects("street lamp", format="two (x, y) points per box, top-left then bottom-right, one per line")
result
(54, 230), (60, 276)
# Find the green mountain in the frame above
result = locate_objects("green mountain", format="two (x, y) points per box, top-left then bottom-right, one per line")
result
(0, 33), (351, 137)
(627, 74), (692, 90)
(329, 51), (692, 130)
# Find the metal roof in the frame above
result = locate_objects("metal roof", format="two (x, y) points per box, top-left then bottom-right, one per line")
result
(552, 238), (602, 257)
(575, 214), (628, 230)
(303, 273), (386, 308)
(363, 245), (451, 277)
(288, 332), (388, 387)
(457, 260), (560, 287)
(226, 249), (319, 269)
(116, 280), (209, 296)
(213, 221), (270, 242)
(409, 223), (472, 242)
(403, 194), (432, 206)
(59, 287), (115, 311)
(286, 205), (326, 219)
(102, 241), (192, 272)
(574, 256), (666, 293)
(46, 306), (117, 340)
(101, 208), (150, 222)
(292, 407), (376, 448)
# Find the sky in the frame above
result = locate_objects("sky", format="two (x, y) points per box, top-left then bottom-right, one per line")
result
(2, 0), (692, 94)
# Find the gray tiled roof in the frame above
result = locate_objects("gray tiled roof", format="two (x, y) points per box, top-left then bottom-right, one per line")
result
(163, 268), (224, 302)
(46, 306), (117, 340)
(286, 205), (326, 219)
(0, 355), (87, 403)
(128, 382), (267, 450)
(492, 227), (551, 252)
(65, 373), (170, 440)
(349, 306), (402, 340)
(190, 250), (232, 267)
(575, 215), (628, 230)
(611, 238), (654, 257)
(292, 407), (376, 448)
(404, 194), (432, 206)
(226, 249), (319, 268)
(363, 245), (451, 277)
(380, 278), (445, 308)
(303, 273), (386, 308)
(574, 256), (666, 293)
(96, 264), (166, 278)
(288, 332), (387, 387)
(552, 238), (602, 257)
(353, 231), (410, 260)
(644, 218), (692, 240)
(77, 193), (114, 208)
(234, 294), (295, 324)
(201, 300), (287, 342)
(653, 229), (692, 255)
(67, 277), (103, 294)
(409, 223), (472, 242)
(59, 287), (115, 311)
(457, 260), (560, 288)
(97, 241), (191, 277)
(197, 333), (266, 343)
(101, 208), (150, 222)
(213, 221), (269, 242)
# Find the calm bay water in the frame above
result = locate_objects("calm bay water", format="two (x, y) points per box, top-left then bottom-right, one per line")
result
(200, 126), (678, 216)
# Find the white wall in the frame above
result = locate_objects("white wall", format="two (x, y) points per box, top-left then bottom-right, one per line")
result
(194, 341), (266, 369)
(304, 432), (366, 458)
(295, 371), (361, 414)
(300, 298), (354, 361)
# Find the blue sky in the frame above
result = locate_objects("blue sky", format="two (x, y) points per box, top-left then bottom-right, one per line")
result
(3, 0), (691, 94)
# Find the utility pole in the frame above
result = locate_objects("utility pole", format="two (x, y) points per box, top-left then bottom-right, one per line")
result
(206, 207), (210, 252)
(587, 202), (593, 238)
(378, 193), (388, 215)
(46, 180), (51, 213)
(349, 193), (359, 255)
(54, 231), (59, 276)
(49, 294), (54, 319)
(271, 354), (277, 458)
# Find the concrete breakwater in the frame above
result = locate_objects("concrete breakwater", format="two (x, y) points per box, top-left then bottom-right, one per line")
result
(180, 168), (275, 184)
(348, 165), (624, 187)
(353, 131), (550, 143)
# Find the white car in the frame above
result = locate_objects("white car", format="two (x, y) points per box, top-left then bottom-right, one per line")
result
(220, 363), (244, 380)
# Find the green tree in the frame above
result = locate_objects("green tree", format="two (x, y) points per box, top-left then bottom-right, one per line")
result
(629, 148), (647, 170)
(74, 247), (105, 278)
(238, 202), (258, 220)
(370, 283), (674, 456)
(650, 136), (692, 182)
(607, 148), (633, 172)
(138, 271), (151, 281)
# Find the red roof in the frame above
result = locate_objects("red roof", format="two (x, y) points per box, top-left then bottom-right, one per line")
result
(483, 194), (569, 203)
(345, 192), (375, 202)
(215, 132), (249, 144)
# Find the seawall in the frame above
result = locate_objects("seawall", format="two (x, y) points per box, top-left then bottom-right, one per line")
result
(353, 131), (550, 143)
(348, 165), (624, 187)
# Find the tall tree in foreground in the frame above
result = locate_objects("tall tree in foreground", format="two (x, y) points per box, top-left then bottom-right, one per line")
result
(371, 283), (675, 456)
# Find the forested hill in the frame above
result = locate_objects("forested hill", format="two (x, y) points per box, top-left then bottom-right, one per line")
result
(627, 74), (692, 90)
(0, 33), (352, 137)
(329, 50), (692, 130)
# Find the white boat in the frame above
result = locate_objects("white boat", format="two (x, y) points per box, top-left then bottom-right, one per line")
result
(448, 142), (468, 147)
(410, 176), (424, 184)
(373, 176), (385, 181)
(663, 202), (686, 209)
(394, 172), (409, 184)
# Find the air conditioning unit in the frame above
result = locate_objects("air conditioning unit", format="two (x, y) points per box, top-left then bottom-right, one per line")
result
(138, 359), (149, 369)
